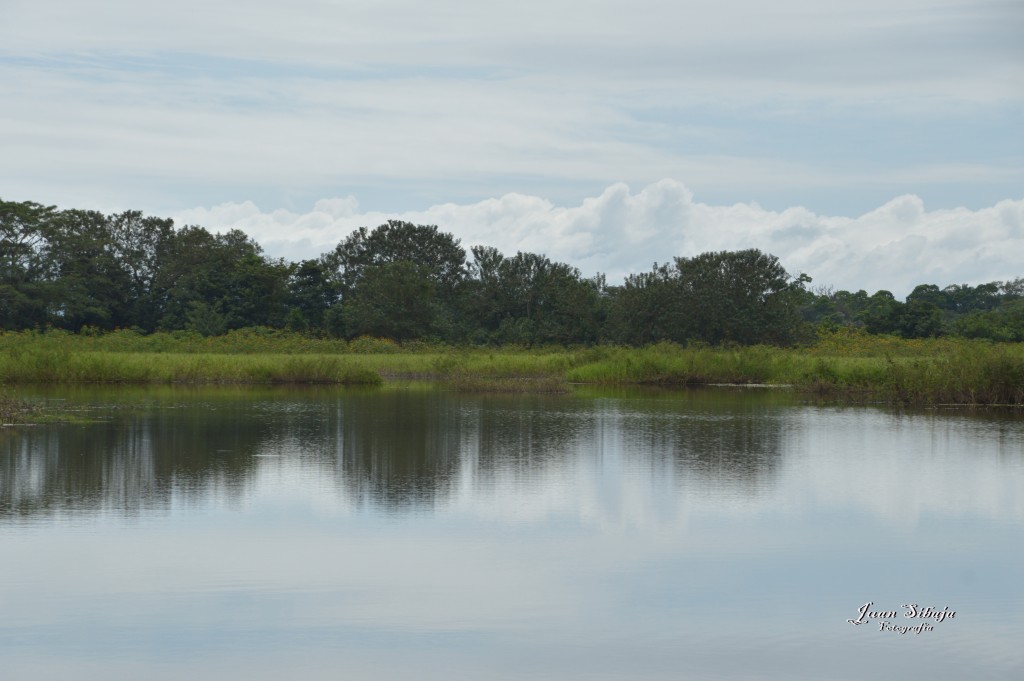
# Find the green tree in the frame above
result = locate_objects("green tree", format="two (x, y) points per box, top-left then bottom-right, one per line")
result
(1000, 278), (1024, 300)
(108, 210), (175, 330)
(604, 264), (682, 344)
(221, 252), (291, 329)
(44, 209), (135, 330)
(327, 221), (467, 298)
(607, 250), (807, 346)
(953, 299), (1024, 342)
(462, 247), (601, 345)
(340, 261), (437, 340)
(0, 199), (56, 329)
(151, 225), (224, 329)
(286, 259), (339, 331)
(152, 227), (288, 331)
(858, 290), (904, 335)
(674, 249), (808, 345)
(942, 282), (1001, 314)
(898, 299), (944, 338)
(326, 221), (468, 340)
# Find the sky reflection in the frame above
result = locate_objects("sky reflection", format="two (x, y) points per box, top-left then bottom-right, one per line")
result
(1, 387), (1021, 680)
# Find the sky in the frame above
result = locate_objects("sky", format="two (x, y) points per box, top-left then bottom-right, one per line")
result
(2, 0), (1022, 297)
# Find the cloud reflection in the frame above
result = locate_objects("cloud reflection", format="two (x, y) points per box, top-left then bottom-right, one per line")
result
(1, 388), (1021, 527)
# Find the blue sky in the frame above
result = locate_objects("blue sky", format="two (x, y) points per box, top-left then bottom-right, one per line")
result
(2, 0), (1022, 295)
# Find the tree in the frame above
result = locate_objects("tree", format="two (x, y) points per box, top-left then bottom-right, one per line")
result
(108, 210), (175, 330)
(462, 247), (601, 345)
(327, 221), (467, 298)
(340, 261), (437, 340)
(674, 249), (808, 345)
(898, 300), (944, 338)
(152, 227), (288, 331)
(906, 284), (944, 308)
(220, 252), (291, 329)
(858, 290), (904, 335)
(326, 221), (468, 340)
(942, 282), (1000, 314)
(605, 264), (682, 345)
(286, 259), (339, 331)
(150, 225), (224, 329)
(1000, 278), (1024, 300)
(0, 199), (56, 329)
(607, 250), (807, 346)
(953, 299), (1024, 342)
(44, 209), (132, 330)
(831, 289), (871, 326)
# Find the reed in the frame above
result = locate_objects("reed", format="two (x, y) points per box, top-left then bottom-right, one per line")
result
(2, 328), (1023, 404)
(564, 343), (799, 385)
(447, 373), (570, 393)
(563, 339), (1024, 405)
(0, 350), (382, 385)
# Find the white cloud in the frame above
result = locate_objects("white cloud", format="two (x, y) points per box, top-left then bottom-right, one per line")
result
(175, 180), (1024, 298)
(2, 1), (1020, 230)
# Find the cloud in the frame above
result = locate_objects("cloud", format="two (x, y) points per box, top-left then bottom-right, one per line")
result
(4, 2), (1020, 97)
(2, 1), (1020, 233)
(175, 179), (1024, 298)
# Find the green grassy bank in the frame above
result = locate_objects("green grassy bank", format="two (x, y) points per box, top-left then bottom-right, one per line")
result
(1, 328), (1023, 404)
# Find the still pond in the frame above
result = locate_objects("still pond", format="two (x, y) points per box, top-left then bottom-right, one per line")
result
(1, 385), (1022, 680)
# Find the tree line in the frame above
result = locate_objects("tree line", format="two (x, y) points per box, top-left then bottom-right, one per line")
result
(2, 198), (1022, 345)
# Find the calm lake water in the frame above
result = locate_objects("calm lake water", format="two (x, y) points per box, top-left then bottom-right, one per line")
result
(1, 385), (1022, 680)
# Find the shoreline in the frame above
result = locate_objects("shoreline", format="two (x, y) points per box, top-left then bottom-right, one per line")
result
(1, 331), (1022, 406)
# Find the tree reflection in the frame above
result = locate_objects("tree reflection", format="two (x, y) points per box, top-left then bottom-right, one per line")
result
(0, 387), (792, 520)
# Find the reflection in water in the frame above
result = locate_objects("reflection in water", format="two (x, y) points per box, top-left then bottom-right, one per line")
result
(1, 388), (792, 519)
(1, 387), (1023, 681)
(3, 387), (1024, 528)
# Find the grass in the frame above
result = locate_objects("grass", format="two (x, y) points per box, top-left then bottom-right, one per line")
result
(1, 327), (1023, 405)
(0, 350), (383, 385)
(446, 373), (571, 393)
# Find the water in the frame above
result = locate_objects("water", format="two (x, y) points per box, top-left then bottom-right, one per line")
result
(1, 385), (1022, 680)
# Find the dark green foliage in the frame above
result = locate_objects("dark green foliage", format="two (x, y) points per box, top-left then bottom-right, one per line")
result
(325, 220), (468, 339)
(898, 300), (944, 338)
(327, 220), (467, 299)
(44, 209), (133, 330)
(340, 261), (438, 340)
(607, 249), (808, 346)
(108, 210), (175, 330)
(674, 249), (807, 345)
(0, 199), (55, 329)
(3, 195), (1024, 347)
(938, 282), (1001, 314)
(604, 264), (682, 344)
(802, 281), (1015, 340)
(858, 290), (904, 334)
(463, 247), (602, 345)
(953, 299), (1024, 342)
(151, 227), (289, 332)
(287, 259), (338, 330)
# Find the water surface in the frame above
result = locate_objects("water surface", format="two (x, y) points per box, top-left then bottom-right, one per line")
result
(1, 386), (1022, 680)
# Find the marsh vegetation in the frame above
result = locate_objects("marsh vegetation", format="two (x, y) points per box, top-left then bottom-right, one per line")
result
(1, 327), (1022, 405)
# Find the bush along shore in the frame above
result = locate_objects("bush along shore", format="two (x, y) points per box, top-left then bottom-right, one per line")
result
(1, 328), (1023, 405)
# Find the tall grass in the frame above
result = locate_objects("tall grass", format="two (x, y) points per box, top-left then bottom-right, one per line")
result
(2, 328), (1023, 404)
(564, 337), (1024, 405)
(878, 346), (1024, 405)
(565, 342), (797, 384)
(0, 350), (382, 385)
(0, 328), (398, 355)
